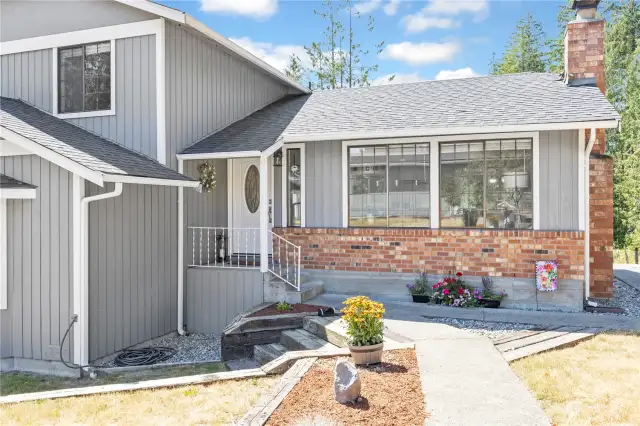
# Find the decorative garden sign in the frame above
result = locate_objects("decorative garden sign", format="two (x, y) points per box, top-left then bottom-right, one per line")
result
(535, 260), (558, 292)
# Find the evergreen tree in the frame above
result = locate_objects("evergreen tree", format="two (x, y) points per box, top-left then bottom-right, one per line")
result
(547, 0), (574, 74)
(490, 12), (548, 74)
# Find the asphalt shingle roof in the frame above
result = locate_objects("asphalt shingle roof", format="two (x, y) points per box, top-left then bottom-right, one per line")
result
(0, 97), (195, 183)
(180, 95), (308, 155)
(181, 73), (620, 155)
(0, 173), (37, 189)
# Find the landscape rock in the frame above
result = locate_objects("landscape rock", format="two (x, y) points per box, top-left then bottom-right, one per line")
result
(334, 360), (361, 404)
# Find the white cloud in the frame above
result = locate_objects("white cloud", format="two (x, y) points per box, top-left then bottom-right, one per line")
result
(229, 37), (308, 72)
(200, 0), (278, 19)
(424, 0), (489, 20)
(435, 67), (478, 80)
(383, 0), (401, 16)
(352, 0), (382, 14)
(371, 72), (424, 86)
(403, 15), (459, 33)
(379, 41), (460, 66)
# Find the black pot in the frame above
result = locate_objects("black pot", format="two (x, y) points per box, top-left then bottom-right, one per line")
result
(479, 299), (501, 308)
(411, 294), (431, 303)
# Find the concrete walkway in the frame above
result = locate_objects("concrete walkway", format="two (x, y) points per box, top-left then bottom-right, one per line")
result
(309, 294), (551, 425)
(614, 264), (640, 292)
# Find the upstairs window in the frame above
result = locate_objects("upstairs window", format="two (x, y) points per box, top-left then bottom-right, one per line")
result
(58, 41), (112, 114)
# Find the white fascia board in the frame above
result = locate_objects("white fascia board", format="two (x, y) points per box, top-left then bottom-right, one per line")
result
(281, 120), (620, 144)
(0, 127), (104, 186)
(0, 139), (30, 156)
(102, 174), (200, 188)
(176, 151), (262, 160)
(0, 19), (163, 55)
(155, 18), (167, 165)
(184, 16), (309, 94)
(262, 139), (284, 158)
(0, 199), (6, 310)
(0, 188), (37, 199)
(113, 0), (187, 23)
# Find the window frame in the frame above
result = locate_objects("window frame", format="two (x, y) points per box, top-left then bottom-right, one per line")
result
(281, 143), (306, 227)
(341, 133), (540, 230)
(439, 138), (535, 230)
(52, 39), (116, 119)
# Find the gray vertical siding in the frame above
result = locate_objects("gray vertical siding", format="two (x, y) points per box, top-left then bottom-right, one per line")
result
(539, 130), (579, 230)
(305, 141), (343, 227)
(165, 22), (292, 170)
(86, 183), (178, 361)
(0, 156), (74, 362)
(185, 268), (264, 334)
(0, 0), (155, 42)
(184, 159), (228, 228)
(0, 35), (157, 159)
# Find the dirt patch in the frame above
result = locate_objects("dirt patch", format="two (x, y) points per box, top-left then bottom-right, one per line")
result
(266, 349), (426, 426)
(248, 303), (329, 317)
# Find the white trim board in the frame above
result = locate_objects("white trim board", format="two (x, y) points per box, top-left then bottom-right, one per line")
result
(177, 151), (262, 160)
(0, 139), (31, 156)
(0, 188), (37, 199)
(52, 39), (117, 120)
(0, 19), (163, 55)
(283, 121), (618, 144)
(0, 199), (7, 310)
(280, 143), (306, 228)
(102, 174), (200, 188)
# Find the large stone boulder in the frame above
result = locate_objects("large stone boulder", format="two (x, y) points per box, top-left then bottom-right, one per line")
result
(334, 360), (361, 404)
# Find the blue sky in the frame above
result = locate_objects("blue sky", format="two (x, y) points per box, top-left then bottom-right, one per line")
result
(160, 1), (568, 84)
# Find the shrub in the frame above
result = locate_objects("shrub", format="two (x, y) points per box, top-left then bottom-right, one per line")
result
(407, 272), (433, 296)
(276, 301), (293, 312)
(341, 296), (384, 347)
(431, 272), (481, 307)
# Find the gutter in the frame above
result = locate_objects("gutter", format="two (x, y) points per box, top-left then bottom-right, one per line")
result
(584, 128), (596, 300)
(76, 183), (123, 368)
(177, 159), (186, 335)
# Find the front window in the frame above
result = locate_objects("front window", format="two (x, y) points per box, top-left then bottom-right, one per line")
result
(348, 143), (430, 227)
(286, 148), (302, 226)
(58, 41), (111, 114)
(440, 139), (533, 229)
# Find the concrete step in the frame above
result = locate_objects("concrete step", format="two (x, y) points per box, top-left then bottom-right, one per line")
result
(253, 343), (288, 365)
(265, 279), (325, 304)
(280, 329), (338, 351)
(303, 316), (350, 348)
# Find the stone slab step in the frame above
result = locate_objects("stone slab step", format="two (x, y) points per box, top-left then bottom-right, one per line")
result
(253, 343), (288, 365)
(495, 326), (586, 353)
(502, 328), (601, 362)
(280, 329), (338, 351)
(303, 316), (349, 348)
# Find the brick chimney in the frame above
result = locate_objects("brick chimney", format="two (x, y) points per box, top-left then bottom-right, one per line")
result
(565, 0), (614, 299)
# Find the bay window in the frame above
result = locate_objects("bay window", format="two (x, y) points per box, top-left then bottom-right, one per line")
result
(440, 138), (533, 229)
(348, 143), (430, 227)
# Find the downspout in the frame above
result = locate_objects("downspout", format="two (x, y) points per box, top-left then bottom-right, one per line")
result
(177, 159), (186, 335)
(79, 182), (123, 367)
(584, 128), (596, 300)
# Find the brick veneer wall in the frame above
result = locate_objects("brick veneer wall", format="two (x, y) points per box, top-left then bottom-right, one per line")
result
(273, 228), (585, 281)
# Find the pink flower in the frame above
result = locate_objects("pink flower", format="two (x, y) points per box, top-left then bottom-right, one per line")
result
(456, 272), (463, 277)
(443, 289), (450, 295)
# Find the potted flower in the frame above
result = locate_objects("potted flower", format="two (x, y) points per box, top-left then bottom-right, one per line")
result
(431, 272), (481, 308)
(407, 272), (432, 303)
(478, 276), (507, 308)
(341, 296), (385, 365)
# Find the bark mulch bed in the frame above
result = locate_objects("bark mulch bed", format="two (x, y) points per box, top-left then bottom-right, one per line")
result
(248, 303), (329, 317)
(266, 349), (426, 426)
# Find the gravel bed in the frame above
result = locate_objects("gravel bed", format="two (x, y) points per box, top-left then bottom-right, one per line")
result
(422, 317), (537, 340)
(588, 278), (640, 318)
(99, 333), (221, 367)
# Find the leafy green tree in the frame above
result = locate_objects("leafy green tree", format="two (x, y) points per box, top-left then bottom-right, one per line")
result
(546, 0), (575, 74)
(490, 12), (548, 74)
(284, 53), (305, 84)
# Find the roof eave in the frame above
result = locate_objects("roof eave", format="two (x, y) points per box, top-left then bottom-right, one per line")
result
(281, 119), (621, 143)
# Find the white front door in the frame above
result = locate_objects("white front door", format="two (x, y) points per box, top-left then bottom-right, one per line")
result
(230, 158), (272, 254)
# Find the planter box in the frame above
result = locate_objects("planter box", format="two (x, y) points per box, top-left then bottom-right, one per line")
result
(411, 294), (431, 303)
(349, 342), (383, 365)
(479, 299), (501, 309)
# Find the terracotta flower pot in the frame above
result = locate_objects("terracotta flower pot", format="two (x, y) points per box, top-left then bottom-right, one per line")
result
(349, 342), (383, 365)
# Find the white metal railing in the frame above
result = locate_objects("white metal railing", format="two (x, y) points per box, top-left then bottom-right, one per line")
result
(269, 230), (301, 291)
(188, 226), (260, 268)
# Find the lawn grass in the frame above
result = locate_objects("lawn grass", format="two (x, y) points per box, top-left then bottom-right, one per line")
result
(511, 332), (640, 426)
(0, 362), (227, 396)
(2, 375), (279, 425)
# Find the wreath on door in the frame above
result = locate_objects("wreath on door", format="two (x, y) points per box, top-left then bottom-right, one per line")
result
(198, 162), (216, 193)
